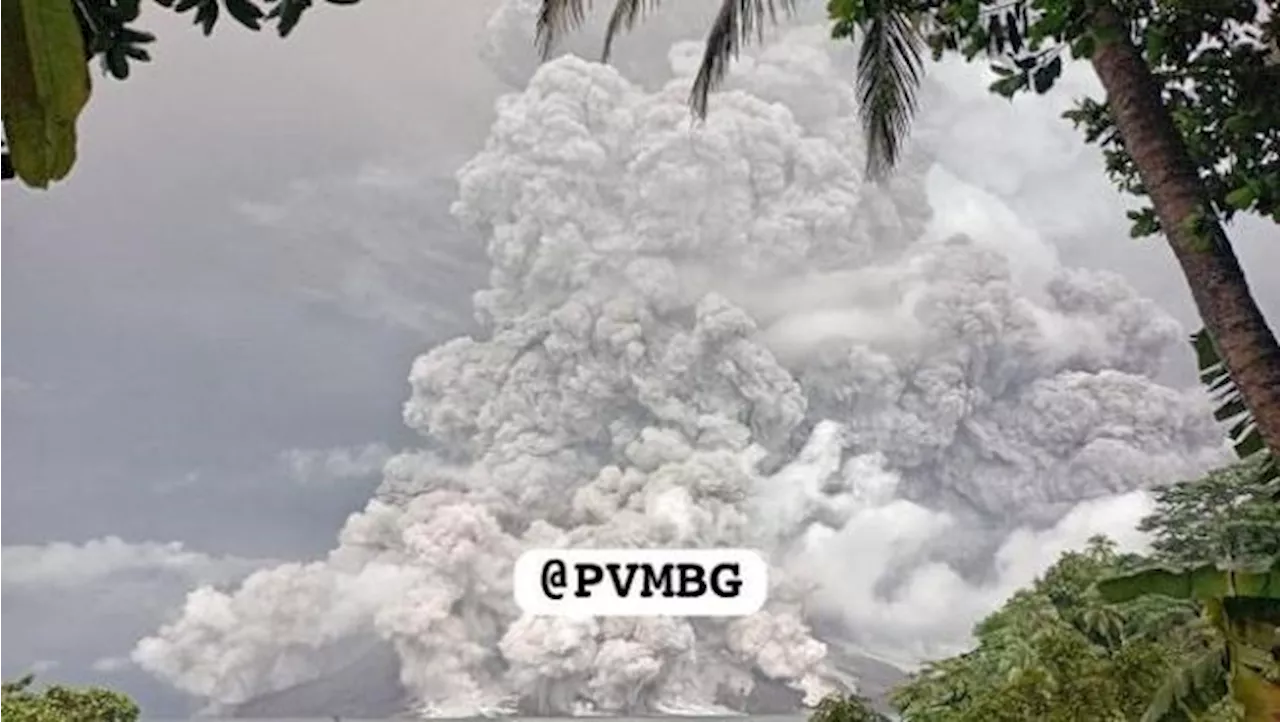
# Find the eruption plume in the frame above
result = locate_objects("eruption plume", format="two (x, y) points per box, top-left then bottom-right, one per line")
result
(134, 15), (1227, 716)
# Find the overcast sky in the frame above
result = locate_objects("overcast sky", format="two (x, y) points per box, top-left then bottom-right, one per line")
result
(2, 1), (505, 709)
(2, 0), (1278, 715)
(3, 0), (503, 550)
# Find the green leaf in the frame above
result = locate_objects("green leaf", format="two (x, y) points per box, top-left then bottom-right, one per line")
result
(1223, 114), (1253, 135)
(1097, 564), (1233, 603)
(854, 7), (924, 180)
(265, 0), (311, 37)
(1032, 55), (1062, 94)
(1144, 26), (1168, 65)
(105, 45), (130, 79)
(1235, 430), (1266, 459)
(1127, 207), (1160, 237)
(989, 72), (1025, 99)
(195, 0), (219, 34)
(1138, 648), (1229, 722)
(225, 0), (264, 29)
(1196, 331), (1238, 397)
(1225, 185), (1257, 210)
(1070, 33), (1094, 59)
(1005, 11), (1022, 53)
(1215, 398), (1249, 422)
(1191, 329), (1277, 482)
(0, 0), (92, 188)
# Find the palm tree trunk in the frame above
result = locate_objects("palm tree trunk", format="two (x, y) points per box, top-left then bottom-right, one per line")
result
(1086, 3), (1280, 459)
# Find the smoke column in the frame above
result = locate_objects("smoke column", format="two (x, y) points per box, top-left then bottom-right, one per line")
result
(134, 7), (1229, 716)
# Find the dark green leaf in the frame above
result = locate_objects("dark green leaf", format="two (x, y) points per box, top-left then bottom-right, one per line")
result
(1224, 185), (1257, 210)
(195, 0), (219, 34)
(225, 0), (264, 30)
(1032, 55), (1062, 94)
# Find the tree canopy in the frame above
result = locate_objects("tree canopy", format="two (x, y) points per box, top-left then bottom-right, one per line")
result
(826, 0), (1279, 233)
(890, 537), (1228, 722)
(0, 0), (365, 187)
(1139, 456), (1280, 567)
(1, 676), (139, 722)
(809, 693), (893, 722)
(890, 453), (1280, 722)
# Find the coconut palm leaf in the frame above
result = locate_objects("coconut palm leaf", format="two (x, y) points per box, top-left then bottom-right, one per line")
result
(853, 4), (923, 180)
(535, 0), (590, 59)
(601, 0), (659, 61)
(687, 0), (797, 117)
(1191, 328), (1279, 498)
(535, 0), (925, 181)
(534, 0), (666, 62)
(534, 0), (796, 77)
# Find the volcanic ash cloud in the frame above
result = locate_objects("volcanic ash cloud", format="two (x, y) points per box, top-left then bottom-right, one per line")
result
(134, 29), (1227, 717)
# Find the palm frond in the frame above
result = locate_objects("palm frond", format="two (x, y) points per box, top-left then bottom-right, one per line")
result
(689, 0), (797, 119)
(1192, 328), (1280, 498)
(855, 7), (924, 181)
(602, 0), (660, 62)
(536, 0), (718, 68)
(535, 0), (592, 60)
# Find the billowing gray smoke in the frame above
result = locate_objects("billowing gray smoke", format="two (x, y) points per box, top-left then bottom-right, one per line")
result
(133, 10), (1229, 717)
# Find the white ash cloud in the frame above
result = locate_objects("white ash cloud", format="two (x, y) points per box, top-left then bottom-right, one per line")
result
(1, 538), (273, 687)
(234, 165), (487, 335)
(27, 660), (61, 675)
(1, 537), (268, 589)
(280, 442), (397, 485)
(135, 21), (1228, 718)
(92, 656), (135, 674)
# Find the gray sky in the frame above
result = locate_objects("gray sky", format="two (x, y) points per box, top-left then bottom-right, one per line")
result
(2, 0), (1278, 715)
(3, 0), (502, 552)
(2, 1), (502, 709)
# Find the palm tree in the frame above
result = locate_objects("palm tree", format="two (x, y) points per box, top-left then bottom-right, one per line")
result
(533, 0), (924, 181)
(532, 0), (1280, 473)
(1081, 4), (1280, 480)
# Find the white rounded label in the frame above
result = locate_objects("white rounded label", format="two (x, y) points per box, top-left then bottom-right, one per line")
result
(513, 548), (768, 617)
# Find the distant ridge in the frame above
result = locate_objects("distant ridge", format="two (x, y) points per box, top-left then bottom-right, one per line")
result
(229, 644), (408, 719)
(224, 639), (905, 719)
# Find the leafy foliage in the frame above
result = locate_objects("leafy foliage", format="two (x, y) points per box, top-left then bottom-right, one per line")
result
(1190, 328), (1279, 498)
(1062, 2), (1279, 238)
(1, 675), (140, 722)
(1137, 647), (1233, 722)
(891, 537), (1230, 722)
(808, 692), (892, 722)
(827, 0), (1278, 237)
(0, 0), (364, 187)
(890, 464), (1280, 722)
(1, 0), (92, 187)
(1092, 339), (1280, 722)
(1097, 558), (1280, 605)
(1139, 456), (1280, 567)
(1097, 562), (1280, 722)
